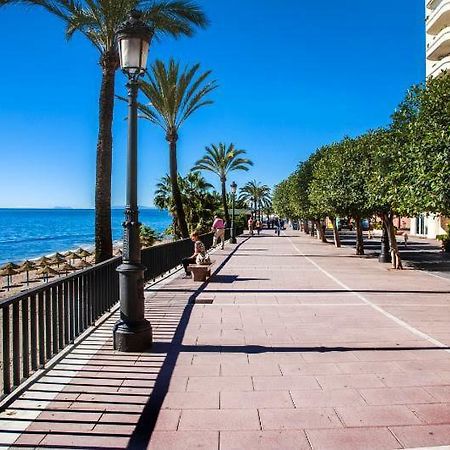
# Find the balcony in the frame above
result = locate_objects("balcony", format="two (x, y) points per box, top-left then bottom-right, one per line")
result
(427, 0), (450, 34)
(428, 54), (450, 77)
(427, 0), (445, 9)
(427, 26), (450, 60)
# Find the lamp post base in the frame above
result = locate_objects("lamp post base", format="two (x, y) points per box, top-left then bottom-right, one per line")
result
(113, 319), (152, 352)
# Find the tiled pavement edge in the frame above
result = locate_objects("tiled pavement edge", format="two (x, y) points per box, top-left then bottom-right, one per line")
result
(0, 231), (450, 449)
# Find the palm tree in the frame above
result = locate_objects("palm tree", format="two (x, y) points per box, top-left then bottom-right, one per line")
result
(193, 143), (253, 225)
(154, 172), (219, 236)
(18, 0), (207, 261)
(239, 180), (271, 221)
(136, 59), (217, 238)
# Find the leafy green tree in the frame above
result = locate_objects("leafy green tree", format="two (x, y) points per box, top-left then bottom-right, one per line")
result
(135, 59), (217, 238)
(193, 143), (253, 224)
(16, 1), (207, 261)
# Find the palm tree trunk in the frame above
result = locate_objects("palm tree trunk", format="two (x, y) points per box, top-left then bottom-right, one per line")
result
(221, 178), (230, 225)
(168, 134), (189, 238)
(95, 51), (118, 263)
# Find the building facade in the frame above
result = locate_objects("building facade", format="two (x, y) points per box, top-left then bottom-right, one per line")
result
(410, 0), (449, 238)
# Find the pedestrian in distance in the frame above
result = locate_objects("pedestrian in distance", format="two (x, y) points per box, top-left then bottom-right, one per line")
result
(248, 217), (254, 236)
(255, 220), (261, 235)
(181, 231), (209, 278)
(274, 217), (281, 236)
(211, 214), (225, 250)
(403, 231), (409, 247)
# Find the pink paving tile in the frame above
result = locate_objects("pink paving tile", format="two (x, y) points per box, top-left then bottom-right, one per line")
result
(152, 409), (182, 431)
(171, 364), (221, 377)
(148, 431), (219, 450)
(219, 430), (311, 450)
(408, 403), (450, 424)
(290, 389), (366, 407)
(253, 375), (320, 391)
(306, 427), (401, 450)
(360, 387), (437, 405)
(379, 372), (446, 387)
(336, 361), (403, 374)
(187, 376), (253, 392)
(336, 405), (422, 427)
(259, 408), (342, 430)
(279, 362), (341, 375)
(39, 434), (130, 448)
(220, 391), (294, 409)
(425, 385), (450, 402)
(220, 362), (282, 376)
(390, 424), (450, 447)
(178, 409), (260, 431)
(13, 433), (46, 446)
(27, 421), (95, 432)
(316, 374), (386, 389)
(301, 352), (359, 363)
(162, 392), (219, 409)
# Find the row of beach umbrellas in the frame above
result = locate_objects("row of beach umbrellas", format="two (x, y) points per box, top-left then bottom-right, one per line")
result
(0, 248), (93, 290)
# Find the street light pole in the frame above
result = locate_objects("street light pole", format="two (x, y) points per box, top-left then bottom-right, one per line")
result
(113, 10), (153, 352)
(230, 181), (237, 244)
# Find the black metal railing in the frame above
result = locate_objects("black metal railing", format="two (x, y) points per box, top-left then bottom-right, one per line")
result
(0, 228), (239, 400)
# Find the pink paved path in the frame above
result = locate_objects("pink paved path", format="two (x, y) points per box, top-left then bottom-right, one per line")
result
(1, 230), (450, 449)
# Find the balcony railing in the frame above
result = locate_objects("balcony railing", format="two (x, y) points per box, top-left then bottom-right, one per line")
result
(427, 0), (450, 35)
(0, 228), (237, 401)
(427, 27), (450, 60)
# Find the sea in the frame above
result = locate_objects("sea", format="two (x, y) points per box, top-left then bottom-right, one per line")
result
(0, 208), (172, 265)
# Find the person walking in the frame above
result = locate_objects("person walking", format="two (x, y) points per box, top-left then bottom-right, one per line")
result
(248, 217), (254, 236)
(274, 217), (281, 236)
(255, 220), (261, 235)
(181, 231), (209, 278)
(212, 214), (225, 249)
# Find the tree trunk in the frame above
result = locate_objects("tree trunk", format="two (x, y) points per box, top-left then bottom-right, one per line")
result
(221, 178), (230, 226)
(330, 216), (341, 247)
(95, 51), (118, 263)
(383, 213), (403, 269)
(355, 216), (364, 255)
(310, 221), (315, 237)
(315, 220), (327, 242)
(303, 220), (309, 234)
(167, 133), (189, 239)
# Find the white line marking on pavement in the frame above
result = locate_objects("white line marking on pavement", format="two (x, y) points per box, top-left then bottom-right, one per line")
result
(286, 235), (450, 354)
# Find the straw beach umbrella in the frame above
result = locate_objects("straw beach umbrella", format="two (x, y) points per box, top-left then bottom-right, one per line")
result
(36, 256), (51, 267)
(60, 262), (76, 276)
(0, 266), (19, 291)
(65, 251), (81, 265)
(19, 260), (36, 286)
(76, 260), (92, 270)
(36, 265), (59, 283)
(50, 254), (66, 267)
(0, 262), (20, 270)
(76, 248), (92, 260)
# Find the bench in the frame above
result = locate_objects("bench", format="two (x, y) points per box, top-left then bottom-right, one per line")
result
(188, 261), (214, 281)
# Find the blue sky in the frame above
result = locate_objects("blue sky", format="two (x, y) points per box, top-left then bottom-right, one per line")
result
(0, 0), (425, 208)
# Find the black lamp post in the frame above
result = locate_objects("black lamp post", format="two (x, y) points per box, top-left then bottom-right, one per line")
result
(230, 181), (237, 244)
(113, 10), (153, 352)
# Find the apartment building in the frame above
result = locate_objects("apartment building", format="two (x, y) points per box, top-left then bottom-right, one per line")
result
(410, 0), (449, 238)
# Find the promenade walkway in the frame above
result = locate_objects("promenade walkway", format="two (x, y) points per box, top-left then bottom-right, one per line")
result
(1, 230), (450, 449)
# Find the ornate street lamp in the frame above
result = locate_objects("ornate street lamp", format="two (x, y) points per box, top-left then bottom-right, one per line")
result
(113, 10), (153, 352)
(230, 181), (237, 244)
